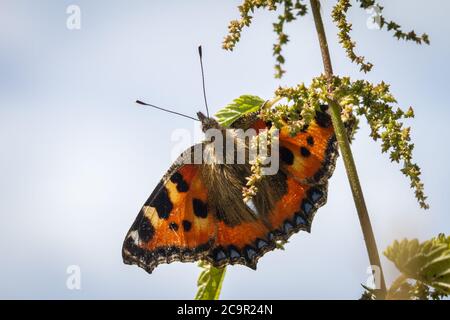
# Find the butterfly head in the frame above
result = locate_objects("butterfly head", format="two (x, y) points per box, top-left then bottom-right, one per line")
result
(197, 111), (221, 132)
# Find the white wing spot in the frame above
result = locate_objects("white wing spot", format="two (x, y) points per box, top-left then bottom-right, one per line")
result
(129, 230), (140, 245)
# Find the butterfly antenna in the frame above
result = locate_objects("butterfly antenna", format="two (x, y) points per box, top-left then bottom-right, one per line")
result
(198, 45), (210, 118)
(136, 100), (199, 121)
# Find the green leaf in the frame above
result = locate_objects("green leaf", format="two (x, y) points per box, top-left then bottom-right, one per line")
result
(194, 262), (227, 300)
(215, 95), (265, 127)
(384, 234), (450, 295)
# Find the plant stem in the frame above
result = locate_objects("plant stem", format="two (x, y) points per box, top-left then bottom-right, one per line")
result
(195, 264), (227, 300)
(309, 0), (387, 296)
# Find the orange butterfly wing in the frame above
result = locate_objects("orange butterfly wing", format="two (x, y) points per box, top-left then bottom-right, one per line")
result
(122, 156), (216, 273)
(208, 108), (335, 269)
(123, 107), (338, 273)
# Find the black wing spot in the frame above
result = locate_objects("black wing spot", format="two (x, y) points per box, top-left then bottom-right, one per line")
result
(280, 146), (294, 165)
(138, 215), (155, 242)
(300, 146), (311, 157)
(193, 198), (208, 218)
(182, 220), (192, 232)
(170, 172), (189, 193)
(307, 136), (314, 146)
(146, 186), (173, 220)
(169, 222), (179, 231)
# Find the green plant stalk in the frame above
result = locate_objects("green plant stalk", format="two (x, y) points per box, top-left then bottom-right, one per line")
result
(195, 264), (227, 300)
(309, 0), (387, 296)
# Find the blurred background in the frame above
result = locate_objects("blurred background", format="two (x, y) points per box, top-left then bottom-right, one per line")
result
(0, 0), (448, 299)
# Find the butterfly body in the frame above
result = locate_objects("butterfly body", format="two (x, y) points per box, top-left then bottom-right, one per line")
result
(123, 105), (339, 273)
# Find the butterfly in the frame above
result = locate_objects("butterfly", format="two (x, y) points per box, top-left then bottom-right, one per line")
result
(122, 102), (339, 274)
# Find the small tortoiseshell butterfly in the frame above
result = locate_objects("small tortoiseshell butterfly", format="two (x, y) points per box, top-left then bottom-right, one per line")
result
(122, 48), (339, 274)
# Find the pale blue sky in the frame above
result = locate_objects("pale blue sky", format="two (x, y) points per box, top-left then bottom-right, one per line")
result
(0, 0), (449, 299)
